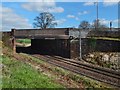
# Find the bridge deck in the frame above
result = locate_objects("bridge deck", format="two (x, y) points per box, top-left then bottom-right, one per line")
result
(13, 28), (70, 39)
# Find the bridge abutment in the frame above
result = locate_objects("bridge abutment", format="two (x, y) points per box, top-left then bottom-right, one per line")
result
(31, 39), (71, 58)
(11, 29), (16, 54)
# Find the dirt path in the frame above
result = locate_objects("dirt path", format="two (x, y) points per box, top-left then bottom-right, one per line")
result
(16, 42), (31, 47)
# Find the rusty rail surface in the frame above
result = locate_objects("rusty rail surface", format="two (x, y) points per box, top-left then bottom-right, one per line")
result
(32, 54), (120, 87)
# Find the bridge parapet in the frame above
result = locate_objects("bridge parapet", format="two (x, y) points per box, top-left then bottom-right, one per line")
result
(13, 28), (70, 39)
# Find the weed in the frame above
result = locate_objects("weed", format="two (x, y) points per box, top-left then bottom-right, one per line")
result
(2, 55), (63, 88)
(16, 39), (31, 44)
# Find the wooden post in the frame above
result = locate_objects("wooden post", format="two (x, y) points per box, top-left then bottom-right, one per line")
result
(11, 29), (16, 54)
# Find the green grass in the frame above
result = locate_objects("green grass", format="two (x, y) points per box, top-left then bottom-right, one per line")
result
(20, 53), (45, 64)
(16, 39), (31, 44)
(2, 55), (63, 88)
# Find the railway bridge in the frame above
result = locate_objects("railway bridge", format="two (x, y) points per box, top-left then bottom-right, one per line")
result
(11, 28), (120, 59)
(12, 28), (82, 58)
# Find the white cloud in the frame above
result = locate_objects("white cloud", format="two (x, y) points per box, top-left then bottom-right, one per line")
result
(103, 2), (118, 6)
(83, 11), (89, 14)
(103, 0), (119, 2)
(98, 18), (119, 28)
(2, 0), (99, 2)
(103, 0), (119, 6)
(113, 19), (120, 23)
(29, 0), (55, 2)
(52, 19), (66, 25)
(84, 0), (119, 6)
(67, 14), (79, 21)
(112, 19), (119, 28)
(1, 6), (32, 31)
(21, 1), (64, 13)
(2, 0), (119, 2)
(78, 11), (89, 15)
(75, 17), (79, 21)
(99, 18), (119, 25)
(83, 0), (120, 6)
(99, 19), (110, 25)
(83, 2), (95, 6)
(2, 0), (55, 2)
(67, 15), (75, 18)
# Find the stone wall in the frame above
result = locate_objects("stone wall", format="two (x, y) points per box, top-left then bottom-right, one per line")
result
(83, 52), (120, 70)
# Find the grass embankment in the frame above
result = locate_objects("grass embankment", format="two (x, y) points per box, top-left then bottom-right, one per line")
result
(1, 47), (63, 88)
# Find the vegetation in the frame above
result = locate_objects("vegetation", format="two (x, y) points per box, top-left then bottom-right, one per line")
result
(33, 12), (57, 29)
(0, 41), (2, 48)
(2, 55), (63, 88)
(1, 45), (63, 88)
(2, 34), (11, 48)
(78, 19), (109, 31)
(79, 20), (91, 30)
(16, 39), (31, 44)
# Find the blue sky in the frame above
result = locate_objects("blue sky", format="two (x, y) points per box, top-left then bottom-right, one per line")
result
(1, 0), (119, 31)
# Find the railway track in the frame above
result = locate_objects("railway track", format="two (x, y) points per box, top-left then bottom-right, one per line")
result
(32, 54), (120, 87)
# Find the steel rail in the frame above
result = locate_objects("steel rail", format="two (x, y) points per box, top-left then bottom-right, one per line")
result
(32, 54), (120, 87)
(47, 56), (120, 78)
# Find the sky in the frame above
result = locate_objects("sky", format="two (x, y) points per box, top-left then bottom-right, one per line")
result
(0, 0), (119, 31)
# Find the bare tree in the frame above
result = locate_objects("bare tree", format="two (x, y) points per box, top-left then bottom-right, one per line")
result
(33, 12), (57, 29)
(92, 19), (108, 30)
(79, 20), (91, 30)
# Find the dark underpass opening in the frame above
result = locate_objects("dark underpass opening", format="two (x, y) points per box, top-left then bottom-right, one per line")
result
(16, 39), (70, 58)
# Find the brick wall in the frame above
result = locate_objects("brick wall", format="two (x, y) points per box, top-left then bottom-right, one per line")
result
(70, 38), (120, 58)
(82, 38), (120, 55)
